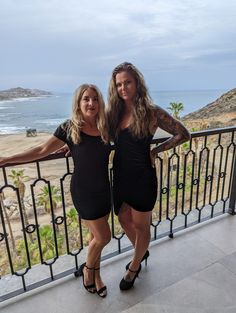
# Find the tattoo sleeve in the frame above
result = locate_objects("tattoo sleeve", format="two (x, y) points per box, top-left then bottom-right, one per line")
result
(154, 106), (191, 154)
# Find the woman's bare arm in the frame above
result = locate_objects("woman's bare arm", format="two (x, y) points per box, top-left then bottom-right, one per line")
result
(0, 136), (65, 166)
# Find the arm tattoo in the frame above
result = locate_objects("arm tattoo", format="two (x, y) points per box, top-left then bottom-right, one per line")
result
(154, 106), (190, 153)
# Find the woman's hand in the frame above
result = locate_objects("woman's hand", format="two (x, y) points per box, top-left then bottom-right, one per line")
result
(0, 157), (8, 167)
(150, 148), (157, 168)
(53, 144), (71, 157)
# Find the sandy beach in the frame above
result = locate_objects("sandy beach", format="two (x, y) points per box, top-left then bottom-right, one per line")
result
(0, 132), (72, 199)
(0, 132), (51, 156)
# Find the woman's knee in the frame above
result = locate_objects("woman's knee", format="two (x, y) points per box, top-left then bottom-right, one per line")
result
(95, 231), (111, 247)
(134, 223), (149, 234)
(133, 217), (150, 233)
(103, 231), (111, 245)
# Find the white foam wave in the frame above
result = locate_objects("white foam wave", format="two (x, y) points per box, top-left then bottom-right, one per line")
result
(0, 95), (51, 104)
(0, 126), (26, 134)
(0, 106), (14, 110)
(0, 112), (21, 117)
(35, 118), (65, 126)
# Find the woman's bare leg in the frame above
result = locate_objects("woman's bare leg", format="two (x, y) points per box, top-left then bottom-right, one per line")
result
(82, 215), (111, 289)
(118, 203), (136, 246)
(128, 210), (151, 273)
(88, 215), (110, 296)
(119, 207), (151, 281)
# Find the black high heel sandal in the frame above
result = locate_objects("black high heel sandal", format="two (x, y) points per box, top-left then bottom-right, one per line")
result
(78, 262), (96, 294)
(119, 264), (142, 290)
(94, 267), (107, 298)
(125, 250), (150, 270)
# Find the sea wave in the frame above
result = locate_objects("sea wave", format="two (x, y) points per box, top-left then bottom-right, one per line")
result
(35, 118), (65, 126)
(0, 106), (15, 110)
(0, 113), (21, 117)
(0, 126), (26, 134)
(0, 95), (52, 104)
(0, 90), (227, 135)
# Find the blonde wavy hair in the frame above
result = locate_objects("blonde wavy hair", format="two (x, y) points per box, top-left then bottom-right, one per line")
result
(65, 84), (108, 144)
(107, 62), (156, 139)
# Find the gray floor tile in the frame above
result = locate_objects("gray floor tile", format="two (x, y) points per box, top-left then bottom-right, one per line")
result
(122, 304), (236, 313)
(134, 262), (236, 313)
(219, 251), (236, 275)
(189, 215), (236, 254)
(1, 215), (236, 313)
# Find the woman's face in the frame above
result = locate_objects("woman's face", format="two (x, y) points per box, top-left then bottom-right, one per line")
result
(115, 71), (137, 103)
(80, 88), (99, 119)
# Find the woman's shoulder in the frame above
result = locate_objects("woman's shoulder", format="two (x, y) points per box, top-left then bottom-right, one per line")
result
(149, 106), (159, 133)
(61, 119), (71, 129)
(149, 105), (172, 134)
(151, 105), (173, 125)
(54, 119), (71, 141)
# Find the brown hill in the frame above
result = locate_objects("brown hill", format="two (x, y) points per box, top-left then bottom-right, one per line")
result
(182, 88), (236, 129)
(0, 87), (52, 101)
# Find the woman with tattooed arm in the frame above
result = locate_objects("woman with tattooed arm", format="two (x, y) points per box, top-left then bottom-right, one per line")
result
(107, 62), (190, 291)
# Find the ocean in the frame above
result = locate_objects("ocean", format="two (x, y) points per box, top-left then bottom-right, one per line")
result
(0, 89), (226, 135)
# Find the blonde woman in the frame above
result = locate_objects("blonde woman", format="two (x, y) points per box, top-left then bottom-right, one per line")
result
(107, 62), (190, 290)
(0, 84), (111, 298)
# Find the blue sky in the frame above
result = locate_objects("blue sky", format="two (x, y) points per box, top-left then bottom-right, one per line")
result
(0, 0), (236, 92)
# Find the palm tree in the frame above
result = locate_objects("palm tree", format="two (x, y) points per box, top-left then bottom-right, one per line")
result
(38, 225), (56, 260)
(167, 102), (185, 187)
(8, 169), (28, 199)
(8, 169), (33, 243)
(66, 207), (82, 250)
(0, 190), (16, 251)
(167, 102), (184, 119)
(37, 185), (61, 213)
(66, 207), (78, 226)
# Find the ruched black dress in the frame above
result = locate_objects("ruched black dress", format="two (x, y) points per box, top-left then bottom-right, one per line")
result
(113, 128), (157, 215)
(54, 121), (111, 220)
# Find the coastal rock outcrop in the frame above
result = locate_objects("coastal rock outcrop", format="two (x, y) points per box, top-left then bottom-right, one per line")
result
(0, 87), (52, 101)
(182, 88), (236, 129)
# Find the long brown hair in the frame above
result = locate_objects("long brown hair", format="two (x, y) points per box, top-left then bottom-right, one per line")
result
(107, 62), (156, 139)
(65, 84), (108, 144)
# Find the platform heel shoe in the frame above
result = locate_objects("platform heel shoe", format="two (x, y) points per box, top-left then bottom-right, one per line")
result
(119, 264), (142, 290)
(125, 250), (150, 270)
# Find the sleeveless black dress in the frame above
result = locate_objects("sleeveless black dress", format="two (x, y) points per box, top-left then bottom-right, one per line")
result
(113, 128), (157, 215)
(54, 121), (111, 220)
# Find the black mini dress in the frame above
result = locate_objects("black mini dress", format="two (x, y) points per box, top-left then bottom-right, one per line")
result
(54, 121), (111, 220)
(113, 128), (157, 215)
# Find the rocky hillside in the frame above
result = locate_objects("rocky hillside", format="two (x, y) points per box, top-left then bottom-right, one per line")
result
(182, 88), (236, 129)
(0, 87), (52, 101)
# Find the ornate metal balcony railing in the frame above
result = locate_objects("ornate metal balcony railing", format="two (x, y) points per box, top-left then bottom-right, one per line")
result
(0, 126), (235, 302)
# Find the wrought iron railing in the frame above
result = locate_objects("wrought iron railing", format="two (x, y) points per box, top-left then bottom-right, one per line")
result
(0, 126), (235, 301)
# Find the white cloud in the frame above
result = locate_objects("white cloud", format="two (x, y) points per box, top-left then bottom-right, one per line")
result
(0, 0), (235, 91)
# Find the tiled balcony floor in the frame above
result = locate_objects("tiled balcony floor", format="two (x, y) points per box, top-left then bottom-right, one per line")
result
(0, 213), (236, 313)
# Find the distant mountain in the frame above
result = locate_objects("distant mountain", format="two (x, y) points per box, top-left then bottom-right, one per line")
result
(182, 88), (236, 129)
(0, 87), (53, 101)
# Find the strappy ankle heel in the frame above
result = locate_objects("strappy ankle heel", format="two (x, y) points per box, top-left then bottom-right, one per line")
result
(78, 262), (96, 294)
(119, 264), (142, 291)
(125, 250), (150, 270)
(94, 267), (107, 298)
(142, 250), (150, 266)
